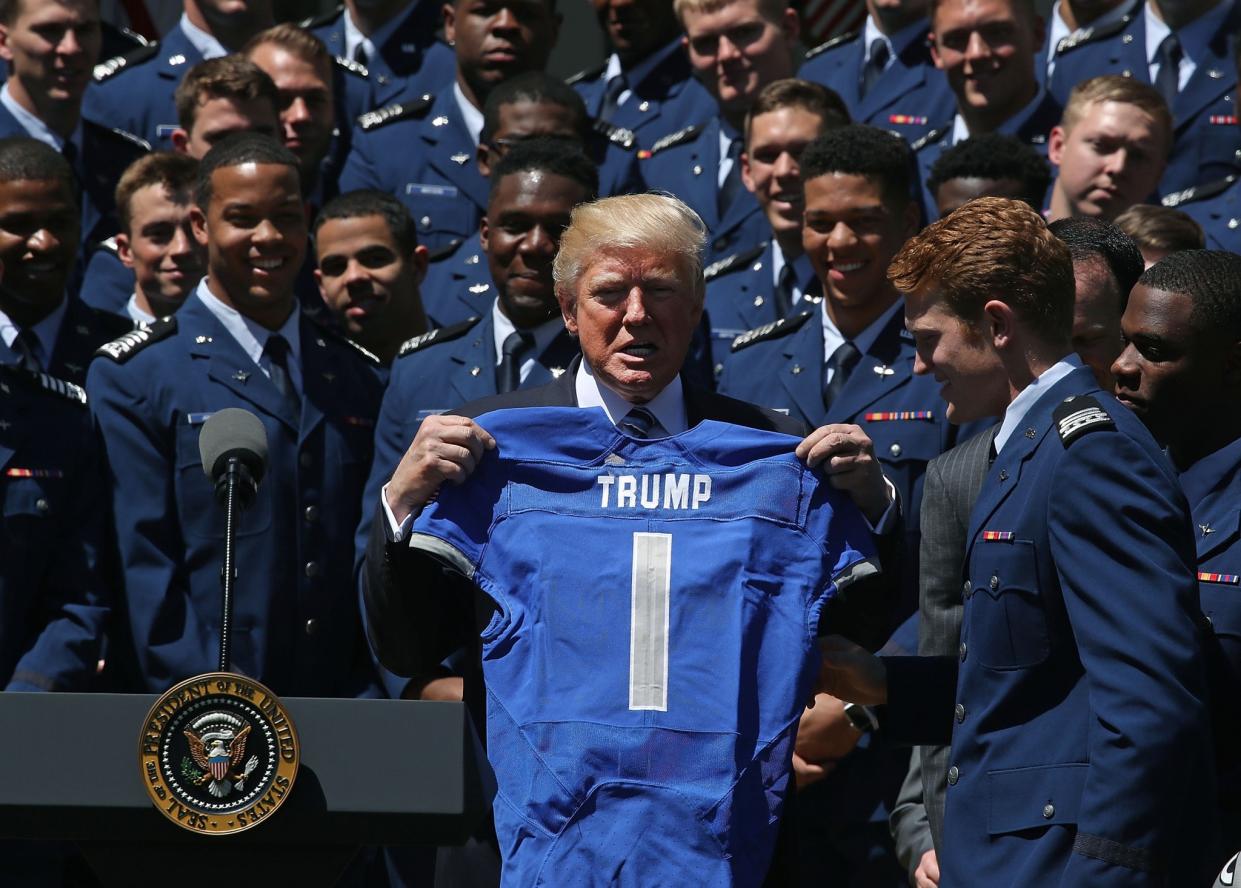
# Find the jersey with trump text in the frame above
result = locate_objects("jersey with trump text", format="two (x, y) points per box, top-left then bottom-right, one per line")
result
(408, 407), (878, 887)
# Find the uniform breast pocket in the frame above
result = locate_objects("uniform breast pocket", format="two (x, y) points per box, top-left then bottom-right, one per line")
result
(968, 539), (1050, 670)
(1, 476), (59, 546)
(175, 421), (272, 540)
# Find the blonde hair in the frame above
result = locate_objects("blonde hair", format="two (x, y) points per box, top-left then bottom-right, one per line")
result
(553, 193), (707, 306)
(1061, 75), (1172, 150)
(675, 0), (787, 24)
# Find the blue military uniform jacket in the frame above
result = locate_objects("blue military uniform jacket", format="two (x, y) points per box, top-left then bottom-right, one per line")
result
(1163, 172), (1241, 250)
(912, 89), (1062, 213)
(702, 240), (820, 375)
(886, 365), (1215, 885)
(1049, 1), (1241, 195)
(78, 239), (134, 318)
(798, 21), (955, 144)
(85, 293), (387, 697)
(421, 230), (485, 318)
(0, 366), (110, 692)
(1039, 0), (1143, 87)
(305, 2), (456, 123)
(569, 38), (718, 150)
(639, 117), (768, 261)
(0, 297), (134, 386)
(84, 22), (203, 151)
(421, 264), (496, 330)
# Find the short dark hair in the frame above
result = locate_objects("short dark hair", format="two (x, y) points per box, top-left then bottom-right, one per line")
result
(0, 136), (74, 199)
(115, 152), (199, 233)
(488, 138), (599, 204)
(195, 132), (300, 208)
(1048, 216), (1144, 311)
(745, 78), (850, 145)
(927, 133), (1052, 209)
(1113, 204), (1205, 254)
(314, 189), (417, 254)
(175, 55), (279, 133)
(800, 125), (913, 209)
(1139, 250), (1241, 339)
(480, 72), (588, 145)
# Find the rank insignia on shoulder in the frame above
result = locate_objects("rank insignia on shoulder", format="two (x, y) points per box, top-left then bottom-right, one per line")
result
(397, 316), (482, 358)
(565, 62), (606, 85)
(803, 31), (857, 60)
(888, 114), (928, 126)
(358, 95), (431, 131)
(1199, 572), (1241, 585)
(592, 118), (637, 150)
(910, 125), (950, 152)
(334, 55), (368, 78)
(92, 42), (158, 81)
(639, 123), (704, 159)
(730, 310), (814, 352)
(982, 531), (1015, 541)
(1052, 395), (1114, 445)
(95, 316), (176, 363)
(32, 371), (87, 406)
(1162, 174), (1236, 208)
(704, 241), (768, 281)
(94, 235), (120, 258)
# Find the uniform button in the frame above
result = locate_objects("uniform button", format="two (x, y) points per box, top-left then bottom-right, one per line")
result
(1042, 803), (1055, 819)
(420, 215), (431, 229)
(963, 580), (972, 595)
(959, 641), (967, 661)
(1207, 615), (1215, 627)
(300, 451), (313, 468)
(304, 505), (319, 523)
(305, 618), (318, 636)
(947, 766), (958, 785)
(989, 574), (999, 590)
(304, 561), (321, 578)
(889, 442), (902, 457)
(35, 497), (49, 514)
(954, 703), (965, 723)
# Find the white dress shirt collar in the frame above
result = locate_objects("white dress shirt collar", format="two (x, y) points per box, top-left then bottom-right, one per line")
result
(491, 300), (566, 380)
(574, 358), (688, 436)
(343, 5), (407, 65)
(821, 295), (903, 367)
(179, 12), (228, 60)
(993, 355), (1081, 454)
(770, 242), (806, 306)
(0, 82), (80, 152)
(195, 279), (303, 392)
(862, 16), (895, 67)
(453, 82), (485, 146)
(126, 293), (156, 326)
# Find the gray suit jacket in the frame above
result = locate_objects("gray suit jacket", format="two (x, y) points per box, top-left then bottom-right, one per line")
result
(888, 426), (994, 869)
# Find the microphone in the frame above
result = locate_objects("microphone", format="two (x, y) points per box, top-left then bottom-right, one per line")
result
(199, 408), (268, 508)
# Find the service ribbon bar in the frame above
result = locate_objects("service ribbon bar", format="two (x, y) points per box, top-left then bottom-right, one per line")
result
(5, 467), (64, 478)
(1198, 572), (1240, 585)
(982, 531), (1015, 541)
(888, 114), (928, 125)
(864, 411), (935, 421)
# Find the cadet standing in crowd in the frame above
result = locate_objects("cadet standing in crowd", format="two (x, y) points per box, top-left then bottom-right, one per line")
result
(924, 132), (1051, 218)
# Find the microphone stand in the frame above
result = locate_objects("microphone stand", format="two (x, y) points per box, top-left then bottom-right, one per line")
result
(216, 455), (256, 673)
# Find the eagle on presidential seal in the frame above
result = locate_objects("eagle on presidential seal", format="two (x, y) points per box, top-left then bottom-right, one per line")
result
(183, 717), (259, 798)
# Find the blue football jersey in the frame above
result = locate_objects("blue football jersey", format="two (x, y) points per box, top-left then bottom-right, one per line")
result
(409, 407), (879, 887)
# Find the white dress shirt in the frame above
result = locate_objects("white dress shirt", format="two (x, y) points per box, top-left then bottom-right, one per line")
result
(179, 12), (228, 60)
(770, 242), (806, 307)
(993, 354), (1081, 454)
(0, 82), (80, 153)
(453, 82), (485, 147)
(1144, 0), (1233, 92)
(821, 296), (903, 380)
(195, 279), (303, 396)
(491, 301), (566, 381)
(126, 294), (156, 326)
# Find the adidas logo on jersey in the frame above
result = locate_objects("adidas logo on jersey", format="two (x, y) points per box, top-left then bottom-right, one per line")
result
(596, 472), (712, 510)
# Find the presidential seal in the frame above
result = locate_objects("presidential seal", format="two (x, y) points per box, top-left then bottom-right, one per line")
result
(139, 673), (299, 835)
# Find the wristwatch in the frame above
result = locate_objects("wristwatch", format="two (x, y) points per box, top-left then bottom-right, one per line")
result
(842, 701), (879, 734)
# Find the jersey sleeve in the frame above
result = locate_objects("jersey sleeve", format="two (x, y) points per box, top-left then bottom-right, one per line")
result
(407, 448), (508, 580)
(805, 473), (882, 630)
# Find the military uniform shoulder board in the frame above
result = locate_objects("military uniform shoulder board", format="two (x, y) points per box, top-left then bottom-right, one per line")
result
(397, 316), (482, 358)
(804, 31), (858, 60)
(97, 124), (152, 152)
(93, 235), (120, 259)
(426, 237), (464, 263)
(910, 124), (951, 152)
(593, 117), (636, 150)
(704, 241), (768, 282)
(731, 310), (815, 352)
(566, 62), (606, 86)
(93, 42), (158, 81)
(1054, 12), (1133, 55)
(358, 95), (432, 131)
(300, 5), (343, 29)
(94, 316), (176, 363)
(31, 370), (87, 406)
(1162, 174), (1237, 208)
(1052, 394), (1115, 446)
(641, 123), (704, 158)
(334, 55), (368, 78)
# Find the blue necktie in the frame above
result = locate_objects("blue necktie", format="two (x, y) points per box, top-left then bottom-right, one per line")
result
(823, 341), (861, 409)
(618, 407), (658, 439)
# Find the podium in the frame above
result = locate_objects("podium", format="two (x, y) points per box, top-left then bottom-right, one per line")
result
(0, 693), (492, 887)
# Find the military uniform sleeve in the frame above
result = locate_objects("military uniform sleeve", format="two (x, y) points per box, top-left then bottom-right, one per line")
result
(337, 125), (385, 195)
(1049, 430), (1211, 883)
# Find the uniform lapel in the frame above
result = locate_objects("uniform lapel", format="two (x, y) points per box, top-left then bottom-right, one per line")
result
(1173, 34), (1235, 131)
(0, 376), (21, 472)
(689, 118), (723, 231)
(297, 320), (331, 443)
(448, 311), (500, 405)
(1181, 437), (1241, 560)
(778, 314), (828, 424)
(859, 40), (922, 120)
(824, 310), (911, 423)
(423, 93), (489, 211)
(526, 330), (580, 385)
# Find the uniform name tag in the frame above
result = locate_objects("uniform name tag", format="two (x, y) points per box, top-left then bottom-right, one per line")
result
(187, 412), (217, 426)
(156, 124), (178, 137)
(406, 183), (458, 198)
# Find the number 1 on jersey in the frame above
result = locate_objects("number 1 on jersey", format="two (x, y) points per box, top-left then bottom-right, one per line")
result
(630, 532), (672, 711)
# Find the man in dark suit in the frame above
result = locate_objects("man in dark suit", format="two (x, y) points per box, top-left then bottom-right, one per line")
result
(365, 191), (900, 886)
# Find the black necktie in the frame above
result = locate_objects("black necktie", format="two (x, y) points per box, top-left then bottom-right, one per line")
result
(600, 72), (627, 121)
(353, 42), (369, 67)
(718, 137), (743, 218)
(12, 328), (41, 372)
(774, 264), (794, 319)
(497, 329), (534, 393)
(861, 38), (890, 99)
(988, 439), (998, 467)
(263, 335), (299, 415)
(1154, 33), (1182, 108)
(618, 407), (659, 439)
(823, 341), (861, 409)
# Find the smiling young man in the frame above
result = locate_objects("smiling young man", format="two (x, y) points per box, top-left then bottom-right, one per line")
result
(86, 132), (388, 698)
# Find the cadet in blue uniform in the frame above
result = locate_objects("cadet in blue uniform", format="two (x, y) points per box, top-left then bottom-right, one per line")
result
(703, 79), (848, 371)
(337, 0), (559, 255)
(1041, 0), (1140, 84)
(1164, 172), (1240, 249)
(568, 0), (717, 150)
(0, 365), (109, 691)
(0, 140), (130, 384)
(84, 0), (275, 150)
(1112, 250), (1241, 860)
(639, 0), (801, 262)
(303, 1), (455, 123)
(1049, 0), (1241, 196)
(798, 1), (954, 145)
(925, 131), (1052, 218)
(824, 196), (1216, 886)
(911, 0), (1061, 213)
(87, 134), (385, 697)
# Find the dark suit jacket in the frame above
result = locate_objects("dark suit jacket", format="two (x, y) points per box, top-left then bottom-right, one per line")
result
(888, 426), (992, 863)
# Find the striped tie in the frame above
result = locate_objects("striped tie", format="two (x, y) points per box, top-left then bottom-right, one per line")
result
(618, 407), (658, 439)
